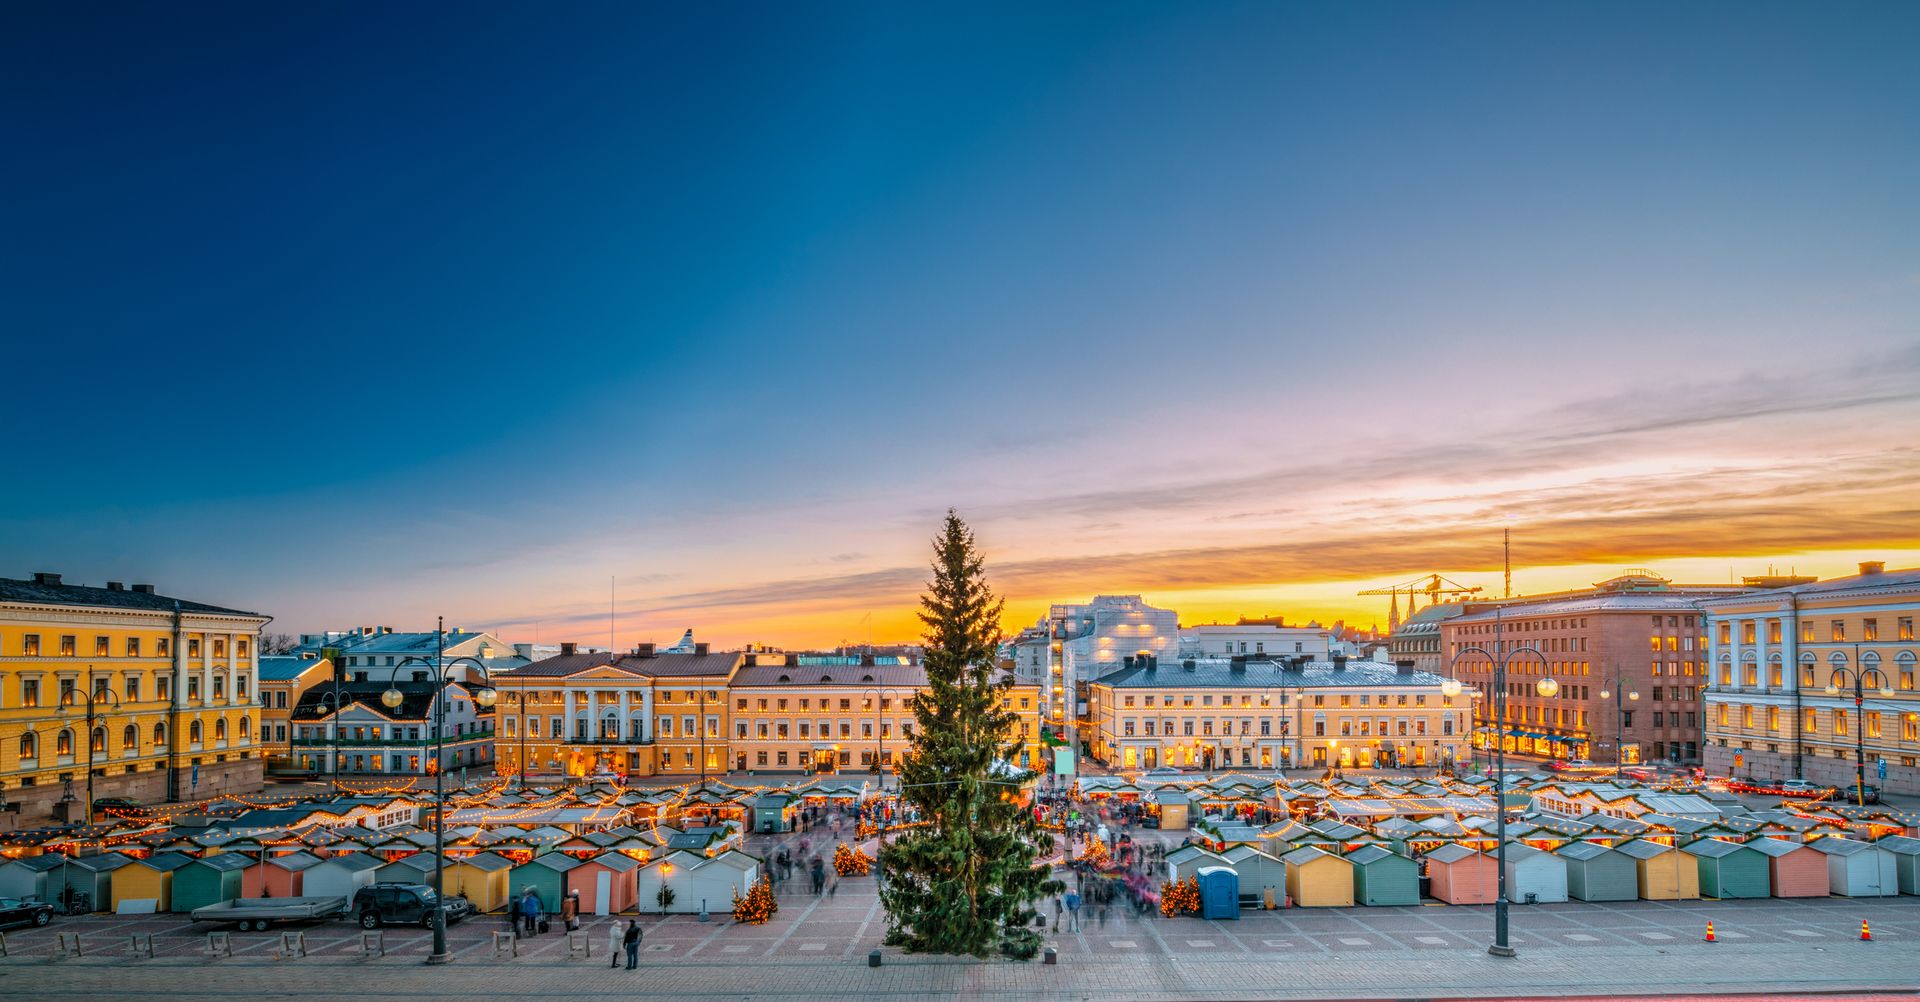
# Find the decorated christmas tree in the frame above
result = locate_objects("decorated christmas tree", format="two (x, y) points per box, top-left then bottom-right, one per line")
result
(878, 512), (1062, 959)
(1079, 834), (1111, 870)
(833, 841), (871, 876)
(1160, 876), (1200, 917)
(731, 875), (777, 924)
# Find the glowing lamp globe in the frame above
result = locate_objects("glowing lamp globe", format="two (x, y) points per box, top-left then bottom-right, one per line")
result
(1824, 683), (1840, 696)
(380, 687), (405, 709)
(1627, 690), (1640, 701)
(1880, 686), (1896, 698)
(1439, 678), (1463, 698)
(1535, 677), (1560, 698)
(1599, 688), (1612, 700)
(475, 687), (498, 708)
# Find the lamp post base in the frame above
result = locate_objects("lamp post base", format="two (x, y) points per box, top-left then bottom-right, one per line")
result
(426, 951), (454, 965)
(1487, 944), (1516, 958)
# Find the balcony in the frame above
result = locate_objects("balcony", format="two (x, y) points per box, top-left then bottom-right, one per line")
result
(292, 729), (496, 748)
(560, 735), (654, 746)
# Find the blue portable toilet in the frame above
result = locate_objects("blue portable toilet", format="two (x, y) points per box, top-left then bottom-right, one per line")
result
(1196, 866), (1239, 920)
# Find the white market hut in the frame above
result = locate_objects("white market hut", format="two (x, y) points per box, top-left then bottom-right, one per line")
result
(1501, 843), (1569, 904)
(637, 850), (759, 915)
(303, 852), (383, 901)
(1811, 838), (1899, 897)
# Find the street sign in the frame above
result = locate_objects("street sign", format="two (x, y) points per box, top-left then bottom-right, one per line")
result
(1733, 754), (1744, 769)
(1878, 758), (1888, 780)
(191, 763), (200, 790)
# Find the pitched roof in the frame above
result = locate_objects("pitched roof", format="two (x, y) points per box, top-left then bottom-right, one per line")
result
(188, 853), (253, 873)
(729, 663), (928, 687)
(313, 853), (383, 873)
(258, 656), (326, 682)
(505, 650), (743, 679)
(0, 576), (262, 618)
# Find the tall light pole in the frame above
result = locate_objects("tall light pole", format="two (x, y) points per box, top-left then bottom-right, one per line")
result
(1447, 606), (1552, 959)
(59, 668), (121, 827)
(862, 686), (905, 789)
(387, 621), (496, 966)
(1824, 644), (1892, 808)
(1597, 671), (1640, 778)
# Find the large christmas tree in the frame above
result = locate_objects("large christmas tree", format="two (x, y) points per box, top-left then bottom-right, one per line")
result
(878, 511), (1061, 959)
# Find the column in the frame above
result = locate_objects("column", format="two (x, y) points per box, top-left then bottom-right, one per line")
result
(619, 689), (631, 741)
(640, 688), (655, 742)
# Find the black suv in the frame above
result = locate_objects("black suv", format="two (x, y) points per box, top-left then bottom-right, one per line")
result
(352, 882), (471, 929)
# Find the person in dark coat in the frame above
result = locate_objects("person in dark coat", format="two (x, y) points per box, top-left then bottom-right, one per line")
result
(623, 919), (642, 970)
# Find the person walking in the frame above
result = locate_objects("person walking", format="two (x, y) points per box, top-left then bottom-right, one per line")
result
(1052, 893), (1063, 932)
(519, 889), (541, 936)
(1064, 889), (1082, 933)
(623, 919), (642, 970)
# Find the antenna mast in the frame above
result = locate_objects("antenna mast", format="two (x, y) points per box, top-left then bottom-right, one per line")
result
(1503, 528), (1512, 599)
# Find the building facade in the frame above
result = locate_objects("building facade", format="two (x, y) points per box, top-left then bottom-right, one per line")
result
(1701, 563), (1920, 795)
(1010, 595), (1180, 750)
(257, 655), (333, 773)
(287, 670), (496, 779)
(489, 643), (740, 782)
(1084, 656), (1471, 772)
(0, 572), (270, 820)
(1179, 624), (1331, 659)
(1388, 602), (1468, 679)
(1442, 572), (1746, 765)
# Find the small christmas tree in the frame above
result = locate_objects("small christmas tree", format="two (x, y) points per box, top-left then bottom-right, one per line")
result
(834, 841), (871, 876)
(1079, 835), (1111, 870)
(731, 875), (778, 924)
(1159, 876), (1200, 918)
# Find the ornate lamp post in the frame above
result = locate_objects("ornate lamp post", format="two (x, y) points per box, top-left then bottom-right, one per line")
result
(1597, 674), (1640, 778)
(1447, 608), (1552, 959)
(385, 619), (497, 965)
(58, 670), (122, 827)
(863, 686), (903, 790)
(1824, 646), (1893, 807)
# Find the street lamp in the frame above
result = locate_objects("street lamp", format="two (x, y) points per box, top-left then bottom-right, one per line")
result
(387, 619), (497, 966)
(1450, 607), (1551, 959)
(1597, 675), (1640, 778)
(863, 687), (903, 790)
(58, 670), (122, 827)
(1824, 647), (1893, 807)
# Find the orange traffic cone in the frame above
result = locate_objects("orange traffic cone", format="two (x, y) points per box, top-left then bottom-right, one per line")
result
(1860, 920), (1872, 942)
(1704, 921), (1716, 943)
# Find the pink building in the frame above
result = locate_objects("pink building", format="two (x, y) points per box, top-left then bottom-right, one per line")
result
(1424, 843), (1498, 904)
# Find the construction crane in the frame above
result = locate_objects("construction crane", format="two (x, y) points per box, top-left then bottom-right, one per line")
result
(1359, 574), (1484, 629)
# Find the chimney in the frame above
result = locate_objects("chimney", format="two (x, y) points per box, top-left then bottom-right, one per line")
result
(384, 626), (395, 634)
(1395, 659), (1415, 675)
(560, 642), (578, 657)
(31, 572), (61, 586)
(1229, 656), (1247, 673)
(361, 626), (373, 636)
(744, 653), (759, 667)
(106, 581), (124, 591)
(1859, 561), (1885, 576)
(859, 653), (875, 667)
(693, 642), (710, 656)
(784, 653), (799, 667)
(1332, 655), (1348, 671)
(635, 642), (656, 657)
(132, 584), (155, 594)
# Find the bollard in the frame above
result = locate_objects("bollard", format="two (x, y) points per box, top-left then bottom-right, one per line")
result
(360, 931), (385, 957)
(0, 931), (8, 957)
(493, 930), (518, 958)
(205, 932), (233, 958)
(1044, 945), (1058, 965)
(566, 930), (592, 960)
(868, 948), (882, 968)
(277, 931), (308, 959)
(129, 933), (156, 958)
(57, 932), (85, 958)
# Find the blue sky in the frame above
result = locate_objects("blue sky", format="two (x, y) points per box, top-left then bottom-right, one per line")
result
(5, 3), (1917, 644)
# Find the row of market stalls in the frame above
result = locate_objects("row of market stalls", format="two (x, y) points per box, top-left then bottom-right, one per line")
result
(1088, 771), (1920, 910)
(0, 776), (884, 917)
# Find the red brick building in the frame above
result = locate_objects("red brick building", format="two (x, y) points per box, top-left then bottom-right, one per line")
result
(1441, 572), (1748, 765)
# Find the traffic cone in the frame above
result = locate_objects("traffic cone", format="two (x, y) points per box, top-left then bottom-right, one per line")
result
(1860, 920), (1871, 942)
(1704, 921), (1716, 943)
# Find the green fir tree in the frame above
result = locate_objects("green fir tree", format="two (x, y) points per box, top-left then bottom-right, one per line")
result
(878, 511), (1062, 958)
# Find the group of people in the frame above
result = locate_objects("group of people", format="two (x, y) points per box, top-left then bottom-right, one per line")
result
(768, 840), (840, 897)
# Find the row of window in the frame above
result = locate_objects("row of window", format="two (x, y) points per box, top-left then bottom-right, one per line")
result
(3, 634), (248, 658)
(1116, 716), (1455, 738)
(10, 671), (248, 708)
(1716, 657), (1917, 691)
(1721, 616), (1916, 646)
(16, 717), (249, 760)
(1117, 691), (1436, 709)
(1716, 703), (1920, 741)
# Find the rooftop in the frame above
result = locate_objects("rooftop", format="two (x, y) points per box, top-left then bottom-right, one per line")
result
(0, 573), (263, 619)
(1699, 565), (1920, 607)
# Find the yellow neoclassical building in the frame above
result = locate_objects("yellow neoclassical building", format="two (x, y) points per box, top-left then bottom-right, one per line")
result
(0, 572), (271, 822)
(491, 645), (1047, 783)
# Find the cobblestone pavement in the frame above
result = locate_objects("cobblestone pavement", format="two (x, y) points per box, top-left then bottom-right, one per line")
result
(3, 876), (1917, 1000)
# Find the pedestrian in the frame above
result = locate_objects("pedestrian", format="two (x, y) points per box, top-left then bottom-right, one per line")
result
(623, 919), (642, 970)
(609, 919), (622, 968)
(1052, 893), (1063, 931)
(1064, 889), (1082, 933)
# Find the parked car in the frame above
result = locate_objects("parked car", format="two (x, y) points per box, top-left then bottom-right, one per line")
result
(91, 797), (141, 812)
(352, 882), (470, 929)
(0, 897), (55, 929)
